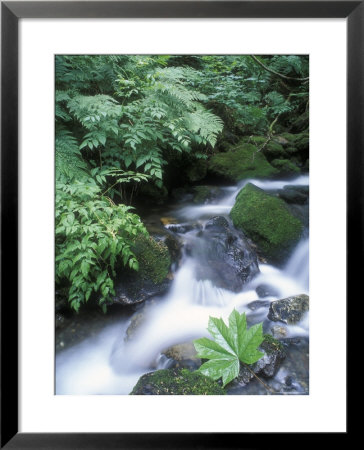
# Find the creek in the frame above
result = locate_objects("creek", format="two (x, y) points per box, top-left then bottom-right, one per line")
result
(56, 175), (309, 395)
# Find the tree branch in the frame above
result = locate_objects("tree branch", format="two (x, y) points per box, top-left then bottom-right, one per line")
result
(251, 55), (309, 82)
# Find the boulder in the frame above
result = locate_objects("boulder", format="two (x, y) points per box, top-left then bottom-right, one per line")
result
(256, 284), (279, 298)
(270, 159), (300, 175)
(191, 185), (225, 204)
(268, 294), (309, 324)
(237, 334), (286, 383)
(162, 342), (201, 370)
(191, 216), (260, 291)
(230, 183), (304, 264)
(208, 142), (279, 182)
(278, 185), (309, 204)
(113, 235), (172, 306)
(247, 300), (271, 311)
(130, 368), (226, 395)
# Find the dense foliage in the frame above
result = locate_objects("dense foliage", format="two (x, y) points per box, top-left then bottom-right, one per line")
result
(55, 54), (309, 311)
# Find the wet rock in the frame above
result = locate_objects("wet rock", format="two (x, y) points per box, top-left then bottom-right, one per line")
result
(247, 300), (270, 311)
(191, 185), (225, 204)
(167, 222), (202, 234)
(130, 368), (226, 395)
(271, 325), (288, 338)
(236, 334), (286, 384)
(278, 185), (309, 204)
(256, 284), (279, 298)
(192, 216), (260, 292)
(124, 311), (146, 342)
(113, 235), (172, 306)
(145, 224), (183, 268)
(161, 342), (201, 371)
(204, 215), (229, 231)
(268, 294), (309, 324)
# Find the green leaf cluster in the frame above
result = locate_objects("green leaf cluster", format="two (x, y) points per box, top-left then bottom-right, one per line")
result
(55, 181), (148, 312)
(194, 310), (264, 387)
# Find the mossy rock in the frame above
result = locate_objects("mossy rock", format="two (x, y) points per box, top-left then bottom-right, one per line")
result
(268, 294), (309, 324)
(130, 368), (226, 395)
(262, 334), (285, 354)
(133, 235), (171, 284)
(229, 183), (304, 264)
(294, 131), (309, 153)
(208, 142), (279, 182)
(270, 158), (300, 175)
(263, 141), (286, 159)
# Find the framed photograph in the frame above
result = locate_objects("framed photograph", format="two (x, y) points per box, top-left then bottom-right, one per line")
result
(1, 1), (357, 447)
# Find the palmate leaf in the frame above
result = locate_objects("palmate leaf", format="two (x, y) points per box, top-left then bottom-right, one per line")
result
(194, 309), (264, 387)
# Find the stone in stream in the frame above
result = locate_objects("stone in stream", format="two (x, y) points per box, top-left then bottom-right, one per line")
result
(161, 342), (201, 371)
(256, 284), (279, 298)
(192, 216), (260, 292)
(235, 334), (286, 384)
(268, 294), (309, 324)
(271, 325), (288, 338)
(230, 183), (304, 265)
(247, 300), (271, 311)
(278, 185), (309, 205)
(130, 368), (225, 395)
(112, 235), (172, 306)
(166, 222), (202, 234)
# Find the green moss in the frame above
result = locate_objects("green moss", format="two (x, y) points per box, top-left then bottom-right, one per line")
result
(280, 132), (297, 144)
(294, 131), (309, 152)
(208, 142), (278, 182)
(132, 235), (171, 284)
(264, 141), (286, 158)
(262, 334), (284, 354)
(230, 183), (303, 263)
(130, 368), (226, 395)
(270, 158), (300, 174)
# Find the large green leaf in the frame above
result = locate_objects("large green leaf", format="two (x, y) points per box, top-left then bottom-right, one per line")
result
(194, 309), (264, 387)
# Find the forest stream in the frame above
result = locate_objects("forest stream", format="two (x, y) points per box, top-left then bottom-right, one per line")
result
(56, 175), (309, 395)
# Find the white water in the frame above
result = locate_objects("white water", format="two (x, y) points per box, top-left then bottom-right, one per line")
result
(56, 175), (309, 395)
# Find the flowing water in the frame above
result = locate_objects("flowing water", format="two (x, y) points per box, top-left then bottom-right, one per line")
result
(56, 175), (309, 395)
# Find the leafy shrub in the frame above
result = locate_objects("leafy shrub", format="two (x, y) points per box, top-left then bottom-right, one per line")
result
(55, 181), (148, 312)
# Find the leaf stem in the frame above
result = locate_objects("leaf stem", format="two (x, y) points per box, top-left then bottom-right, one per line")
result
(242, 363), (277, 395)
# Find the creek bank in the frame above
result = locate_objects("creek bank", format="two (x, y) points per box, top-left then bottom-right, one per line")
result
(207, 132), (308, 183)
(230, 183), (304, 264)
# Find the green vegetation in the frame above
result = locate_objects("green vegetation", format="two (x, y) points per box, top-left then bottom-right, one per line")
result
(55, 55), (309, 311)
(208, 142), (279, 181)
(230, 183), (303, 263)
(130, 368), (226, 395)
(132, 235), (171, 284)
(194, 310), (264, 387)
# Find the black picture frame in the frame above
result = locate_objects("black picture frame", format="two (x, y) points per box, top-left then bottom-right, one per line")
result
(1, 1), (356, 447)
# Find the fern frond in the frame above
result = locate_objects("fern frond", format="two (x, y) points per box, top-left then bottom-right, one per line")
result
(56, 128), (88, 182)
